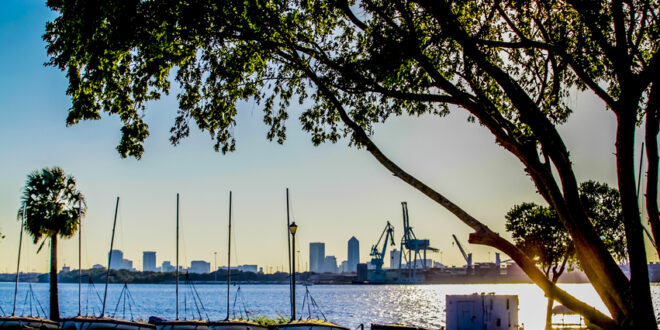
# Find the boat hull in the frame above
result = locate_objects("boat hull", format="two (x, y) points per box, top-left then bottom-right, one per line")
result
(371, 324), (428, 330)
(272, 320), (349, 330)
(60, 316), (154, 330)
(149, 319), (209, 330)
(207, 320), (267, 330)
(0, 316), (60, 329)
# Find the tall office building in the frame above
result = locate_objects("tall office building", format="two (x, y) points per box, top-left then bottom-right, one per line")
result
(324, 256), (338, 273)
(309, 242), (325, 273)
(143, 251), (157, 272)
(162, 261), (175, 272)
(109, 250), (124, 269)
(347, 236), (359, 272)
(109, 250), (134, 270)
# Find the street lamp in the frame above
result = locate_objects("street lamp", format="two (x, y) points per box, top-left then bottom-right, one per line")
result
(289, 222), (298, 321)
(214, 252), (217, 282)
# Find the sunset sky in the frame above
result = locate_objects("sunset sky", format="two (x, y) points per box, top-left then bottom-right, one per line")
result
(0, 0), (655, 274)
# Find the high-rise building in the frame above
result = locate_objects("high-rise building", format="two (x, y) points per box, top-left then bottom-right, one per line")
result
(190, 260), (211, 274)
(324, 256), (338, 273)
(390, 249), (401, 269)
(109, 250), (134, 271)
(339, 260), (349, 273)
(309, 242), (325, 273)
(143, 251), (157, 272)
(162, 261), (175, 272)
(347, 236), (359, 272)
(109, 250), (124, 269)
(121, 259), (133, 271)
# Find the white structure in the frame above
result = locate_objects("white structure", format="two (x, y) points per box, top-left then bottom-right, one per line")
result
(389, 249), (401, 269)
(446, 294), (519, 330)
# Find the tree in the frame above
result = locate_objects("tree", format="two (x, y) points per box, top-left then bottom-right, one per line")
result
(506, 181), (627, 330)
(43, 1), (658, 328)
(19, 167), (86, 321)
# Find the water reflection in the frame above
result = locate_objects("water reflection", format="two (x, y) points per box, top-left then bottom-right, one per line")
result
(1, 282), (658, 329)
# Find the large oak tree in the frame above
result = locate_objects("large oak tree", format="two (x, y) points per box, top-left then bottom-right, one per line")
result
(44, 0), (659, 328)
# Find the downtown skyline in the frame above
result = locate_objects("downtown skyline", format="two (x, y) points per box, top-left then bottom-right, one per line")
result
(0, 0), (656, 275)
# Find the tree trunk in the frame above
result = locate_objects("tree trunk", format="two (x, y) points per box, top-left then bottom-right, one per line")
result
(645, 84), (660, 258)
(545, 295), (554, 330)
(615, 109), (656, 328)
(50, 235), (59, 321)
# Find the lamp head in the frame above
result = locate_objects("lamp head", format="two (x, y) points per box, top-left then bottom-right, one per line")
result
(289, 222), (298, 235)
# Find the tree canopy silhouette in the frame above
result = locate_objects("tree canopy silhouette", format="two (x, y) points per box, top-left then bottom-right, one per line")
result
(44, 1), (659, 328)
(506, 181), (627, 329)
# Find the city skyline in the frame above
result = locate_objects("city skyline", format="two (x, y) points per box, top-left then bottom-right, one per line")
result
(0, 0), (656, 275)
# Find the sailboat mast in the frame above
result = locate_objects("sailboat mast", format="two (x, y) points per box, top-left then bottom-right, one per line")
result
(12, 203), (26, 316)
(176, 193), (180, 320)
(102, 197), (120, 317)
(78, 200), (82, 316)
(286, 188), (292, 317)
(638, 142), (645, 197)
(226, 191), (232, 320)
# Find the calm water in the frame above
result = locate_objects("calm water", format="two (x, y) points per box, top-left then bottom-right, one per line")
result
(2, 282), (660, 329)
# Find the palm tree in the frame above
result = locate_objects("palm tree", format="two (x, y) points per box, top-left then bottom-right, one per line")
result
(19, 167), (86, 321)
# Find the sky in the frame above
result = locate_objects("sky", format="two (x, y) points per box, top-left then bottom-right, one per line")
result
(0, 1), (656, 274)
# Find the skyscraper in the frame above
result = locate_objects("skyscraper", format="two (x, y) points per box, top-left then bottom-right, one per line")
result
(143, 251), (157, 272)
(347, 236), (359, 272)
(109, 250), (123, 269)
(324, 256), (338, 273)
(309, 242), (325, 273)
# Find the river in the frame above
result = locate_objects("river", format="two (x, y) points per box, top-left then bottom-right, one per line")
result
(2, 282), (660, 329)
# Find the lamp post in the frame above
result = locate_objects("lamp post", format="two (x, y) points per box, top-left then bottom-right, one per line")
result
(289, 222), (298, 321)
(214, 252), (217, 282)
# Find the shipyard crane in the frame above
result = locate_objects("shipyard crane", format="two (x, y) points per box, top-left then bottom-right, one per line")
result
(369, 221), (396, 283)
(398, 202), (438, 282)
(451, 234), (473, 271)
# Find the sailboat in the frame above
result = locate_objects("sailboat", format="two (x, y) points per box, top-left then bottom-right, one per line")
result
(60, 197), (155, 330)
(149, 194), (209, 330)
(272, 189), (348, 330)
(0, 204), (60, 330)
(207, 192), (268, 330)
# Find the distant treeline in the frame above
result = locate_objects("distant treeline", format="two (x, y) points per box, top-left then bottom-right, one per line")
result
(1, 269), (295, 284)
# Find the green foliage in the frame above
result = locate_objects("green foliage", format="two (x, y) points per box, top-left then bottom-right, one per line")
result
(505, 202), (570, 274)
(43, 1), (659, 326)
(251, 314), (287, 326)
(56, 268), (291, 284)
(506, 181), (627, 275)
(19, 167), (86, 248)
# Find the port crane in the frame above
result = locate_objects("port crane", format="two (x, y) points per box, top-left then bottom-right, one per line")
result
(452, 234), (473, 272)
(398, 202), (438, 282)
(369, 221), (396, 283)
